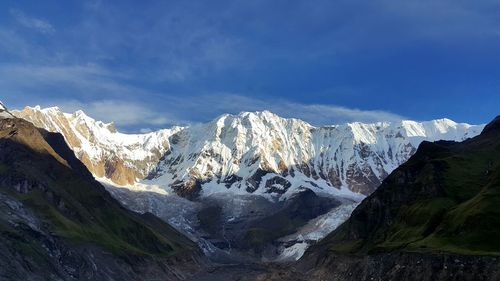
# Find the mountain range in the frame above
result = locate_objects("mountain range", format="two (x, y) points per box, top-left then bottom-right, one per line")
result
(12, 105), (485, 262)
(13, 106), (483, 198)
(2, 101), (500, 280)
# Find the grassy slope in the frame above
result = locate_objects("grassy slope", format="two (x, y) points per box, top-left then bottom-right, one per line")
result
(318, 116), (500, 256)
(0, 118), (196, 257)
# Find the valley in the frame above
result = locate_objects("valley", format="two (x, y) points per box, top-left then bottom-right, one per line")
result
(2, 0), (500, 279)
(12, 105), (484, 263)
(1, 101), (499, 280)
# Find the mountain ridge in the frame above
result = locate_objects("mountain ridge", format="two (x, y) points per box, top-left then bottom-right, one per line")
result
(13, 105), (484, 199)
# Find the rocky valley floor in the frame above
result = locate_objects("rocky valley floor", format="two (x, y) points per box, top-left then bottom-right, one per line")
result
(185, 251), (500, 281)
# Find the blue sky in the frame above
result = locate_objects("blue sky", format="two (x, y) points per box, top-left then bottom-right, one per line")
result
(1, 0), (499, 132)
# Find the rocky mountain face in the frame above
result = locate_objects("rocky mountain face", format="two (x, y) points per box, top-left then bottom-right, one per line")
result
(13, 107), (484, 198)
(0, 107), (204, 280)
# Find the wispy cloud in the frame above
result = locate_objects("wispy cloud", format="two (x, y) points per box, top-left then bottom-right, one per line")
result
(10, 9), (55, 34)
(0, 63), (133, 99)
(154, 93), (406, 126)
(9, 93), (404, 132)
(53, 100), (182, 128)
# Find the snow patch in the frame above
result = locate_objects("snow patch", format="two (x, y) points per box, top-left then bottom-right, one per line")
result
(276, 201), (360, 261)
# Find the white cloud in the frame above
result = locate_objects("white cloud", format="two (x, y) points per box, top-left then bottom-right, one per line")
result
(10, 9), (55, 34)
(165, 93), (405, 126)
(0, 63), (136, 100)
(47, 100), (183, 128)
(56, 94), (404, 128)
(7, 92), (404, 133)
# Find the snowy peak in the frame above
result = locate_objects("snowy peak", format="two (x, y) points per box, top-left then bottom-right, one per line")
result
(401, 118), (472, 138)
(342, 118), (478, 147)
(13, 105), (181, 186)
(13, 105), (485, 199)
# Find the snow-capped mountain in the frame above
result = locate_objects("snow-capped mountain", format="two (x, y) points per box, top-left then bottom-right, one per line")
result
(13, 106), (484, 198)
(13, 104), (486, 262)
(14, 106), (181, 185)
